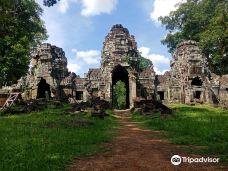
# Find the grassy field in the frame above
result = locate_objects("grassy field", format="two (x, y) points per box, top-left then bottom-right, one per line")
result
(132, 104), (228, 163)
(0, 106), (117, 171)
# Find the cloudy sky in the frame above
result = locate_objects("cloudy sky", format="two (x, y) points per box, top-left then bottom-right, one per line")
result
(36, 0), (185, 76)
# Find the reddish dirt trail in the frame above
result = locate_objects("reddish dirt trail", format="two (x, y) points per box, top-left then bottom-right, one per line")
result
(69, 117), (227, 171)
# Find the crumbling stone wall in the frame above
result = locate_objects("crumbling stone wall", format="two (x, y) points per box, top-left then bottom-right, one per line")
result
(156, 71), (171, 102)
(17, 43), (69, 100)
(138, 67), (155, 99)
(210, 74), (228, 105)
(85, 68), (101, 98)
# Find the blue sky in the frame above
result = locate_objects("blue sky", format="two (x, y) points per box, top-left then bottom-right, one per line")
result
(36, 0), (184, 76)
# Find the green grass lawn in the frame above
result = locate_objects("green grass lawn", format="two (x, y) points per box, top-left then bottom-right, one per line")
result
(0, 105), (118, 171)
(132, 104), (228, 163)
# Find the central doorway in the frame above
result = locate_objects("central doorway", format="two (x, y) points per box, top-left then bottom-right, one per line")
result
(112, 65), (129, 109)
(37, 78), (51, 99)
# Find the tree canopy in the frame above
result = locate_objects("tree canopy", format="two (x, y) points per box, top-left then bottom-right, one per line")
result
(43, 0), (59, 7)
(159, 0), (228, 75)
(0, 0), (47, 87)
(139, 56), (153, 70)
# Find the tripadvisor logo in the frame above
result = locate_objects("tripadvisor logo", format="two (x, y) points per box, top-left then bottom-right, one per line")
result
(171, 155), (219, 165)
(171, 155), (182, 165)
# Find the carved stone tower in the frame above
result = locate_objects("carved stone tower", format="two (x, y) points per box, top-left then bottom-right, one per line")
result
(170, 40), (211, 103)
(19, 43), (69, 99)
(100, 24), (140, 108)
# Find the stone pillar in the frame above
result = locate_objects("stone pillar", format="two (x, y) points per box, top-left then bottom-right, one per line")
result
(129, 74), (136, 108)
(32, 88), (37, 99)
(204, 89), (210, 103)
(83, 90), (87, 102)
(104, 82), (111, 102)
(185, 89), (191, 104)
(167, 87), (170, 101)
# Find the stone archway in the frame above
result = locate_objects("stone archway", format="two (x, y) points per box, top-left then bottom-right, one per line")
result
(191, 76), (203, 101)
(112, 65), (129, 109)
(37, 78), (51, 99)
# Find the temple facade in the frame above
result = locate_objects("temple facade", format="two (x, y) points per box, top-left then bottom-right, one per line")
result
(15, 24), (155, 107)
(13, 24), (228, 107)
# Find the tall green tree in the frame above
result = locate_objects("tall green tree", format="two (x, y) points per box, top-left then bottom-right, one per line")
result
(0, 0), (47, 87)
(113, 81), (126, 109)
(159, 0), (228, 75)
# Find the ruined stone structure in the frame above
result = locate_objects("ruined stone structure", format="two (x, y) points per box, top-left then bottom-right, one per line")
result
(210, 74), (228, 105)
(97, 24), (155, 108)
(9, 25), (228, 107)
(14, 24), (155, 107)
(17, 43), (69, 100)
(79, 24), (156, 108)
(85, 68), (101, 98)
(157, 40), (228, 104)
(138, 67), (156, 100)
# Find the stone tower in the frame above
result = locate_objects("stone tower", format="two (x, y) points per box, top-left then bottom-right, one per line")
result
(170, 40), (211, 103)
(18, 43), (69, 99)
(99, 24), (140, 108)
(31, 43), (68, 84)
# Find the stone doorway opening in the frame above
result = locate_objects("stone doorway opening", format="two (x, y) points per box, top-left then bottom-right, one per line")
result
(112, 65), (129, 109)
(194, 91), (201, 99)
(191, 76), (203, 86)
(76, 91), (83, 100)
(158, 91), (165, 100)
(37, 78), (51, 99)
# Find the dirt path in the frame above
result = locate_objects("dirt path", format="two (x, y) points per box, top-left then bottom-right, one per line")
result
(69, 117), (227, 171)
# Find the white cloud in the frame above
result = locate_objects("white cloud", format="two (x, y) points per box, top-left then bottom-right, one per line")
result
(150, 0), (186, 23)
(58, 0), (78, 14)
(154, 67), (169, 75)
(76, 50), (101, 64)
(71, 48), (77, 53)
(68, 63), (81, 73)
(59, 0), (70, 13)
(57, 0), (118, 16)
(139, 46), (170, 75)
(138, 46), (170, 65)
(69, 49), (101, 76)
(80, 0), (117, 17)
(138, 46), (150, 57)
(146, 54), (170, 65)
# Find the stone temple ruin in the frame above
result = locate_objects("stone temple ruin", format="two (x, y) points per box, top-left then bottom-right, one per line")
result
(156, 40), (228, 105)
(2, 24), (228, 108)
(16, 43), (69, 100)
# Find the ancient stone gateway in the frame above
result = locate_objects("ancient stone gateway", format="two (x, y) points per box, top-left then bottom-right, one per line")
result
(112, 65), (130, 108)
(14, 24), (155, 106)
(98, 24), (144, 108)
(111, 64), (137, 108)
(37, 78), (51, 99)
(12, 25), (228, 107)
